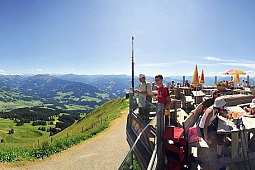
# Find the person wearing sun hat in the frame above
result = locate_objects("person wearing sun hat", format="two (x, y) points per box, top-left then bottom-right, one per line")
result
(199, 97), (228, 158)
(244, 101), (255, 118)
(190, 90), (222, 115)
(134, 74), (152, 123)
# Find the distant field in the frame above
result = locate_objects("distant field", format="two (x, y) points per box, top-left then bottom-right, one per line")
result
(0, 100), (43, 111)
(0, 118), (52, 146)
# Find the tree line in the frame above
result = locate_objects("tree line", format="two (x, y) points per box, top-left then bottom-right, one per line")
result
(0, 107), (80, 135)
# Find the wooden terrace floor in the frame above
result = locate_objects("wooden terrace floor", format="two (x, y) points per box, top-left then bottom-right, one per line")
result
(176, 109), (255, 170)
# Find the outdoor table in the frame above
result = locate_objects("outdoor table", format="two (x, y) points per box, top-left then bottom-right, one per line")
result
(191, 90), (205, 104)
(202, 88), (216, 96)
(180, 87), (192, 96)
(233, 89), (253, 95)
(217, 106), (255, 159)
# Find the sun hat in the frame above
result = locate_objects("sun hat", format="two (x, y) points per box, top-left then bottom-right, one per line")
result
(213, 97), (226, 108)
(250, 103), (255, 109)
(138, 74), (145, 79)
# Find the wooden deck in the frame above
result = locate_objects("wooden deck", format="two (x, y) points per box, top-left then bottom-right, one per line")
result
(190, 139), (255, 170)
(176, 109), (255, 170)
(125, 91), (255, 170)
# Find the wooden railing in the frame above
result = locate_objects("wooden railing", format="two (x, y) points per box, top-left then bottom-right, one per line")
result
(126, 112), (156, 169)
(120, 88), (184, 170)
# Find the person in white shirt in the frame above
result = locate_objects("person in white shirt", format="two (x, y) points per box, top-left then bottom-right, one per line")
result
(134, 74), (152, 123)
(199, 97), (228, 158)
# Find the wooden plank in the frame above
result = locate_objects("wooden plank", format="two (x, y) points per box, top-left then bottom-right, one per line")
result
(231, 132), (239, 159)
(240, 130), (248, 159)
(248, 158), (255, 168)
(236, 161), (251, 170)
(228, 163), (239, 170)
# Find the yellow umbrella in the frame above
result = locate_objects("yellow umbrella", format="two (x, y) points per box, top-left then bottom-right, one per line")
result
(223, 69), (246, 75)
(191, 65), (200, 87)
(199, 69), (205, 84)
(232, 74), (240, 83)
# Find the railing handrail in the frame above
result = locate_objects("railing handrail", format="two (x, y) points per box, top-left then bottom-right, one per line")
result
(119, 92), (164, 170)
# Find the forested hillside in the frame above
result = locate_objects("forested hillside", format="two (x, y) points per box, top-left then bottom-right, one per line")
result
(0, 74), (113, 113)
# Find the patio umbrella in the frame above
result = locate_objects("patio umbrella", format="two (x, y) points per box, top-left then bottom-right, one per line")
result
(232, 74), (240, 83)
(223, 69), (246, 75)
(199, 69), (205, 84)
(191, 65), (200, 87)
(191, 65), (200, 105)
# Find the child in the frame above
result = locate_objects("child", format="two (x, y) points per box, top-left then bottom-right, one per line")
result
(244, 103), (255, 118)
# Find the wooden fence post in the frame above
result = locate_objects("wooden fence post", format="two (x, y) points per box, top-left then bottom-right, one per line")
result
(156, 103), (165, 170)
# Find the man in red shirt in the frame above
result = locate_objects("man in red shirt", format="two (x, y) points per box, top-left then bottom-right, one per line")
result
(155, 74), (171, 125)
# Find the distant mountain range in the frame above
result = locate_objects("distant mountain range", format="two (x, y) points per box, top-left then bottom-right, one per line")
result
(0, 74), (114, 113)
(0, 74), (254, 113)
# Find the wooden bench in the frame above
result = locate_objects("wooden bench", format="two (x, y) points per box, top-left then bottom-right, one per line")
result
(222, 94), (253, 106)
(182, 108), (209, 159)
(182, 108), (209, 148)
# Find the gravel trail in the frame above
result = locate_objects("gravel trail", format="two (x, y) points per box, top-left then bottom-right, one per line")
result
(0, 109), (130, 170)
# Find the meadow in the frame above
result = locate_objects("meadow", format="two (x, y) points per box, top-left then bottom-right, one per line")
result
(0, 98), (128, 163)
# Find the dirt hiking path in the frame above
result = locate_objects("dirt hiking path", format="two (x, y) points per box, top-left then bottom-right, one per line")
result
(0, 108), (130, 170)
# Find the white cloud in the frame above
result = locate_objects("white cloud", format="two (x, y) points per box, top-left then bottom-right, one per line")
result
(204, 56), (236, 62)
(246, 70), (254, 74)
(0, 69), (5, 74)
(219, 62), (255, 69)
(35, 69), (43, 72)
(204, 56), (221, 61)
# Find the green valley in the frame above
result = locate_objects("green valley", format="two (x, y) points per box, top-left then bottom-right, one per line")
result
(0, 98), (128, 162)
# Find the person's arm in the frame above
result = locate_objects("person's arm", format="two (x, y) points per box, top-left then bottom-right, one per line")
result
(218, 109), (228, 118)
(244, 107), (250, 112)
(146, 83), (152, 96)
(243, 113), (255, 118)
(134, 89), (140, 94)
(190, 103), (203, 115)
(203, 110), (213, 144)
(164, 95), (171, 110)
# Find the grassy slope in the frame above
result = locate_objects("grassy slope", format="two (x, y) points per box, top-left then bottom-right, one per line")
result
(0, 98), (128, 148)
(51, 97), (128, 140)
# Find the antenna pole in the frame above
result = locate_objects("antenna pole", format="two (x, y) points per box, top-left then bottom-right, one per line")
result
(131, 36), (134, 93)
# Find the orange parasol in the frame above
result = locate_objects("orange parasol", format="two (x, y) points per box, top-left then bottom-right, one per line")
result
(199, 69), (205, 84)
(223, 69), (246, 75)
(191, 65), (200, 87)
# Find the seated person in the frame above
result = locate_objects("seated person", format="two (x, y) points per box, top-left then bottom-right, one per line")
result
(244, 103), (255, 118)
(199, 97), (228, 158)
(184, 80), (190, 87)
(228, 81), (234, 90)
(190, 90), (221, 115)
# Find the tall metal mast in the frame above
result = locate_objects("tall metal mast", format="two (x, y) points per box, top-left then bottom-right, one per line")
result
(131, 36), (134, 93)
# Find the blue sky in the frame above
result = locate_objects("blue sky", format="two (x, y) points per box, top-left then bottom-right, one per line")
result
(0, 0), (255, 77)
